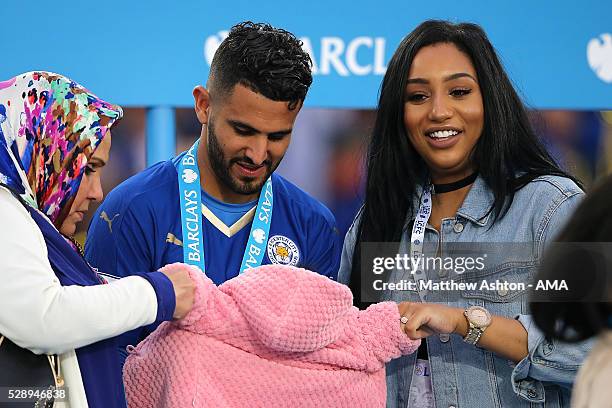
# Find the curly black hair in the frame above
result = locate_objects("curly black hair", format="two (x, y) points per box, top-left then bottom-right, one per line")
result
(209, 21), (312, 110)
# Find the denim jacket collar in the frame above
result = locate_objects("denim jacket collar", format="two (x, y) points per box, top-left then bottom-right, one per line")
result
(456, 175), (495, 226)
(409, 175), (495, 228)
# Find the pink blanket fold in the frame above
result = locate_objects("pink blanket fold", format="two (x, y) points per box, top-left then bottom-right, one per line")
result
(123, 264), (420, 408)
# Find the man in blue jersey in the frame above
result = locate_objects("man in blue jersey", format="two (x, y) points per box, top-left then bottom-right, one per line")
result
(85, 21), (341, 364)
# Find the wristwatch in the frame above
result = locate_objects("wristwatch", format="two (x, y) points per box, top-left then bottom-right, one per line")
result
(463, 306), (492, 345)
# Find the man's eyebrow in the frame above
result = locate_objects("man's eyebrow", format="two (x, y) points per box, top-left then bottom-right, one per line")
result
(228, 119), (260, 134)
(267, 128), (293, 139)
(228, 119), (292, 138)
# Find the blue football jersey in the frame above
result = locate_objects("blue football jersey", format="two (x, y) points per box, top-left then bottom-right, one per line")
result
(85, 154), (341, 363)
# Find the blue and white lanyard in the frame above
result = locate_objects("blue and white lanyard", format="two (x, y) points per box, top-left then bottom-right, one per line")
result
(410, 184), (433, 301)
(176, 140), (273, 275)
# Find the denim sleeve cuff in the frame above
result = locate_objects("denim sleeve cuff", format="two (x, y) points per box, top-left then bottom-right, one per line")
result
(133, 271), (176, 324)
(510, 314), (546, 402)
(511, 313), (591, 402)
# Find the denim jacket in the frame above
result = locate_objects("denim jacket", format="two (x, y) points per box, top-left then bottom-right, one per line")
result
(338, 175), (592, 408)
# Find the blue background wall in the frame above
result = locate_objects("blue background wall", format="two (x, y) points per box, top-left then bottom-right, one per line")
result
(1, 0), (610, 109)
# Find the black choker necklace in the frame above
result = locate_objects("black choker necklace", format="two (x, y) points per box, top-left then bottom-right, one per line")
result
(432, 172), (478, 194)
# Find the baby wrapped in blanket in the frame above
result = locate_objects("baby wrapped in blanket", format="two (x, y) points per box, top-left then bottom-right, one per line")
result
(123, 264), (420, 407)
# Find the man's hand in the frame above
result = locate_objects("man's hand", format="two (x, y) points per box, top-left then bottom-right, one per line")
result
(159, 263), (197, 319)
(398, 302), (465, 340)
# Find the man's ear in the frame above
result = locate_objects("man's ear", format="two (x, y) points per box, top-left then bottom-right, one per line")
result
(193, 86), (211, 124)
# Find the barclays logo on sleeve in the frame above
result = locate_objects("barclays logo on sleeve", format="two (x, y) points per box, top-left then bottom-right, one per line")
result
(204, 30), (388, 77)
(587, 33), (612, 83)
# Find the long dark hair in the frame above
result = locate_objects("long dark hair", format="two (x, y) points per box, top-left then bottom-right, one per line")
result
(530, 176), (612, 342)
(350, 20), (580, 307)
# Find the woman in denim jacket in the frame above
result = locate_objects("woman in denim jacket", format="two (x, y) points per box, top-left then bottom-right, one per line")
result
(338, 20), (591, 407)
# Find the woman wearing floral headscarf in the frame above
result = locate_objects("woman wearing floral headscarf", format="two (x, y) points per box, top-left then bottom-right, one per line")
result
(0, 72), (195, 408)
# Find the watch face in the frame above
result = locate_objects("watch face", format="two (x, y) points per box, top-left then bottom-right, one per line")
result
(468, 306), (491, 327)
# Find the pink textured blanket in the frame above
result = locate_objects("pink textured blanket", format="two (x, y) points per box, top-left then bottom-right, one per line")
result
(123, 264), (420, 407)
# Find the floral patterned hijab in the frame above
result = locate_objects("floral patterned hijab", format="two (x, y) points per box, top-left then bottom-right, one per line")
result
(0, 72), (122, 225)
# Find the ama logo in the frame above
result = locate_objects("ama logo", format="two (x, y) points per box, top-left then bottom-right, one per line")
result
(204, 30), (387, 76)
(587, 33), (612, 83)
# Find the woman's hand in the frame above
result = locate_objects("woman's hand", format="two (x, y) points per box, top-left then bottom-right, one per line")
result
(397, 302), (529, 362)
(159, 263), (196, 319)
(398, 302), (464, 340)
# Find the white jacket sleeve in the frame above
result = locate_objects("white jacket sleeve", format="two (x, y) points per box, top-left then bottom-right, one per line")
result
(0, 188), (159, 355)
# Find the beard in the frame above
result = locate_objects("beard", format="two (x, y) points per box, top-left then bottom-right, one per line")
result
(207, 120), (279, 196)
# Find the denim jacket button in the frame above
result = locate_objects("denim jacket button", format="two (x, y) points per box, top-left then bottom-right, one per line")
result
(527, 389), (537, 398)
(453, 222), (464, 233)
(497, 283), (509, 297)
(439, 333), (450, 343)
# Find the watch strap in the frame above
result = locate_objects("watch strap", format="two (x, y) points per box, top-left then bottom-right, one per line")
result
(463, 324), (485, 345)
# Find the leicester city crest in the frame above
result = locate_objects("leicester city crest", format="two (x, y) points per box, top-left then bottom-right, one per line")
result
(267, 235), (300, 266)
